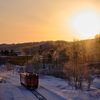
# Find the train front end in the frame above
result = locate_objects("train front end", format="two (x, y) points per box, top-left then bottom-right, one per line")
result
(20, 72), (39, 89)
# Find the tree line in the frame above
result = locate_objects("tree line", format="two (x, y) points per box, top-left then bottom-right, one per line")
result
(0, 49), (18, 56)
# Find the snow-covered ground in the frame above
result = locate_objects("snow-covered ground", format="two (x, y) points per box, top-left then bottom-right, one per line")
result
(0, 65), (100, 100)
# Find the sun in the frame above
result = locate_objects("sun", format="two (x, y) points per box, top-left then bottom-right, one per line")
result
(71, 10), (100, 39)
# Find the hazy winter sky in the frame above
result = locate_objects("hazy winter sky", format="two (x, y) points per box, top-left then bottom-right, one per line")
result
(0, 0), (100, 44)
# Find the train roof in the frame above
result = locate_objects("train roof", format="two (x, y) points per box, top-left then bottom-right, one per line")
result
(20, 72), (38, 76)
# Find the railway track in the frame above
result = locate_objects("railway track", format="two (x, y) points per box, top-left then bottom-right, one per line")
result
(10, 77), (47, 100)
(30, 89), (47, 100)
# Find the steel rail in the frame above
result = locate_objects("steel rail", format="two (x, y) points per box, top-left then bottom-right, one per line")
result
(30, 89), (47, 100)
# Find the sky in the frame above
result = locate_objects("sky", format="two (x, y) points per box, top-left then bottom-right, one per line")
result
(0, 0), (100, 44)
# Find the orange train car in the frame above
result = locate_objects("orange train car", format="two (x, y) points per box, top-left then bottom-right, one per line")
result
(20, 72), (39, 89)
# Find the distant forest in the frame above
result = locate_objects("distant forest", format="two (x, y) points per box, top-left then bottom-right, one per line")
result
(0, 34), (100, 63)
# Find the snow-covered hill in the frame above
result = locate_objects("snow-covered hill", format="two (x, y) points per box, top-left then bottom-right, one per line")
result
(0, 65), (100, 100)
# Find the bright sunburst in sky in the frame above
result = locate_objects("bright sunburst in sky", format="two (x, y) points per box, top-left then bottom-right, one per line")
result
(71, 10), (100, 39)
(0, 0), (100, 43)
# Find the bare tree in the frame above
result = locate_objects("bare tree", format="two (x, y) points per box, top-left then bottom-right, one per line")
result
(63, 40), (93, 90)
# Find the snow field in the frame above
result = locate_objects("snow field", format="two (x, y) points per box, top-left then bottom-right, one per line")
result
(0, 65), (100, 100)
